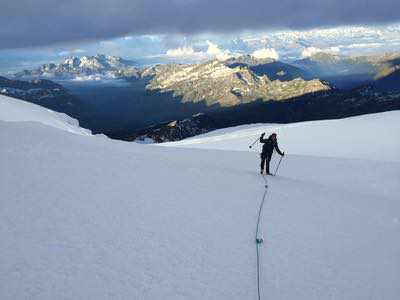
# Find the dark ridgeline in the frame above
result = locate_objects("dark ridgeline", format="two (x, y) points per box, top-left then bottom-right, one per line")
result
(121, 86), (400, 142)
(0, 76), (88, 121)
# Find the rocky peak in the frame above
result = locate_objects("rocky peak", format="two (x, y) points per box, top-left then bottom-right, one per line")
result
(132, 113), (218, 143)
(225, 54), (276, 66)
(146, 59), (330, 106)
(63, 56), (81, 67)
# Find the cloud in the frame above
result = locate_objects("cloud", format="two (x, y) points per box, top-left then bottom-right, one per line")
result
(1, 0), (399, 49)
(252, 48), (279, 60)
(345, 43), (383, 49)
(166, 46), (198, 58)
(301, 46), (340, 58)
(165, 41), (237, 61)
(206, 41), (235, 61)
(58, 49), (86, 56)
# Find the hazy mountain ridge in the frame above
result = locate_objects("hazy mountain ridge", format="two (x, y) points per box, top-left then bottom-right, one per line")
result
(292, 52), (400, 88)
(14, 54), (140, 80)
(0, 76), (84, 117)
(235, 25), (400, 59)
(225, 55), (312, 81)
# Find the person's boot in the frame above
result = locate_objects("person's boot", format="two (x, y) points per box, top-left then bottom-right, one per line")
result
(260, 169), (264, 175)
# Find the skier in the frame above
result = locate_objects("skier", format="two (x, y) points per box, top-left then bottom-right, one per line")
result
(259, 133), (284, 175)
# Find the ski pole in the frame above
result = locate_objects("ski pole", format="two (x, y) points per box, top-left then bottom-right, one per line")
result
(249, 136), (260, 149)
(274, 155), (284, 176)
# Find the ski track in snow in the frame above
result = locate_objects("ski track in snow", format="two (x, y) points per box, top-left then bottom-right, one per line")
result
(0, 95), (399, 299)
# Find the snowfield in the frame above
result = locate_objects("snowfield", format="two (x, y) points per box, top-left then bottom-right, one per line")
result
(164, 111), (400, 162)
(1, 95), (399, 299)
(0, 95), (91, 136)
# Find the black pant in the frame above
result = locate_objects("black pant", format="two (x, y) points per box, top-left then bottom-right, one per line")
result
(261, 152), (272, 173)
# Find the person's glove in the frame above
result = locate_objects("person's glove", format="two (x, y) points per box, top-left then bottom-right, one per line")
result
(261, 132), (265, 137)
(282, 152), (285, 156)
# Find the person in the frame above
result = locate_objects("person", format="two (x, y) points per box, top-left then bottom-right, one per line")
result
(259, 132), (284, 175)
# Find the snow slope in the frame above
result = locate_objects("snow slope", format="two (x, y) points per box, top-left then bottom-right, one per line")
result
(165, 111), (400, 162)
(0, 94), (91, 136)
(1, 96), (399, 299)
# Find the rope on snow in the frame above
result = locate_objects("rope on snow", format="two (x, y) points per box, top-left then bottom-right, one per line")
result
(255, 174), (269, 300)
(252, 138), (284, 299)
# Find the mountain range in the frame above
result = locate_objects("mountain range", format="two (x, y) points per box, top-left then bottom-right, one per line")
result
(15, 52), (400, 89)
(13, 54), (332, 107)
(15, 54), (140, 80)
(145, 60), (330, 106)
(292, 52), (400, 89)
(6, 52), (400, 141)
(228, 25), (400, 59)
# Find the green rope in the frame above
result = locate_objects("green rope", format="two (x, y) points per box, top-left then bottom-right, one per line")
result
(255, 176), (269, 300)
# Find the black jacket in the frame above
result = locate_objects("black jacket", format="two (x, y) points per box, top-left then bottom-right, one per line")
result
(260, 135), (284, 156)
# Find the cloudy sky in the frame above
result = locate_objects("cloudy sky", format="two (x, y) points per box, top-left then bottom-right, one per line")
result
(1, 0), (400, 73)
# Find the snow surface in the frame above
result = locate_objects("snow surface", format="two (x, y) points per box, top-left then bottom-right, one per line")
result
(0, 94), (91, 136)
(165, 111), (400, 162)
(1, 96), (399, 299)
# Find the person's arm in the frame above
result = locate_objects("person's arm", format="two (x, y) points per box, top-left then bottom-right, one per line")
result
(274, 140), (284, 156)
(260, 133), (268, 143)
